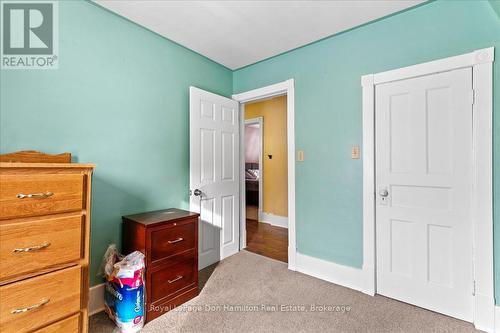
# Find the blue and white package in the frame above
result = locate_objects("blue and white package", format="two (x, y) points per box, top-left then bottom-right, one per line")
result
(102, 247), (145, 333)
(106, 282), (144, 332)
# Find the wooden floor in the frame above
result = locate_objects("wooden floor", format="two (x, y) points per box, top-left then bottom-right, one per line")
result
(246, 218), (288, 263)
(246, 204), (259, 221)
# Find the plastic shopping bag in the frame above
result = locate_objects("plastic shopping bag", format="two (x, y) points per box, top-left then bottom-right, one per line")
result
(101, 245), (145, 333)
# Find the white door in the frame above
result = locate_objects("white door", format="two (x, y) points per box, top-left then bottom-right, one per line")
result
(190, 87), (240, 269)
(375, 68), (473, 321)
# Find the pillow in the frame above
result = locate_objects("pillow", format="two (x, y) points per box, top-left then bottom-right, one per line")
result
(245, 169), (258, 179)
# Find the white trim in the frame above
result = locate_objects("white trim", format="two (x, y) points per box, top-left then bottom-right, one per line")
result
(233, 79), (296, 270)
(472, 49), (495, 332)
(245, 117), (264, 219)
(494, 306), (500, 333)
(295, 252), (370, 295)
(232, 80), (290, 103)
(89, 283), (105, 316)
(260, 212), (288, 229)
(371, 48), (494, 85)
(361, 72), (376, 297)
(361, 47), (494, 331)
(239, 104), (247, 250)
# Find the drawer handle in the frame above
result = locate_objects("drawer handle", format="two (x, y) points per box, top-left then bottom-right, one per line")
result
(167, 237), (184, 244)
(11, 298), (50, 314)
(168, 275), (183, 284)
(13, 242), (51, 253)
(17, 192), (54, 199)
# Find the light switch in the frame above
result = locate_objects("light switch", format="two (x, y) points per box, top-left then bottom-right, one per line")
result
(351, 146), (360, 159)
(297, 150), (304, 162)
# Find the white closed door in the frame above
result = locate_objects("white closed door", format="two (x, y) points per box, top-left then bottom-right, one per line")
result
(375, 68), (473, 321)
(190, 87), (240, 270)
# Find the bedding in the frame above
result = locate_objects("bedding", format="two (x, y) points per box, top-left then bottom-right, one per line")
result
(245, 169), (259, 180)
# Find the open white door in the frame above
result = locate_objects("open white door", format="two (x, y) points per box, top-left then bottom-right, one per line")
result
(190, 87), (240, 270)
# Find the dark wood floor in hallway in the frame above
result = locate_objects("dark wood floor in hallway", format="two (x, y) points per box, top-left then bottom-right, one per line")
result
(246, 218), (288, 263)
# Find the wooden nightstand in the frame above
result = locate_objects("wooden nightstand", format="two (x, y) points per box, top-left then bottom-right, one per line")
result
(122, 208), (199, 322)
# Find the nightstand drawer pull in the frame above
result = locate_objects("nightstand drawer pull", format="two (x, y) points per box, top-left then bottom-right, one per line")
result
(167, 275), (183, 284)
(11, 298), (50, 314)
(13, 242), (51, 253)
(17, 192), (54, 199)
(167, 237), (184, 244)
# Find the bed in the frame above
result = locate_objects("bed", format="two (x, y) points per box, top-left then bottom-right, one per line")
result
(245, 163), (259, 206)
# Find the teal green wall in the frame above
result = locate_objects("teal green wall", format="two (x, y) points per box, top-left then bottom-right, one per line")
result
(234, 0), (500, 300)
(490, 0), (500, 18)
(0, 1), (232, 286)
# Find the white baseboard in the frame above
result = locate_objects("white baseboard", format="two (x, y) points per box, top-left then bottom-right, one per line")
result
(89, 283), (105, 316)
(473, 293), (495, 332)
(493, 305), (500, 333)
(295, 252), (371, 295)
(260, 212), (288, 228)
(296, 251), (496, 332)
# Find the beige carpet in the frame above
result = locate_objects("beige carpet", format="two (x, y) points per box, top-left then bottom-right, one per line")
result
(90, 251), (478, 333)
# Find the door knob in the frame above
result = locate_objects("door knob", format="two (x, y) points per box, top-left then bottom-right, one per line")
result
(379, 189), (389, 197)
(193, 189), (202, 197)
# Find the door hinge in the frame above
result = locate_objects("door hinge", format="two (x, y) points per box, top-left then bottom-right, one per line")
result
(470, 89), (475, 105)
(472, 280), (476, 296)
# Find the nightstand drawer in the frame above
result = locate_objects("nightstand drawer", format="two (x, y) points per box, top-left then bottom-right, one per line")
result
(150, 258), (196, 302)
(0, 214), (83, 283)
(0, 174), (84, 220)
(0, 266), (81, 333)
(151, 219), (196, 262)
(122, 208), (199, 323)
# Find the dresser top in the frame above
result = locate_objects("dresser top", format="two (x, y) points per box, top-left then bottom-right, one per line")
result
(123, 208), (199, 226)
(0, 162), (95, 169)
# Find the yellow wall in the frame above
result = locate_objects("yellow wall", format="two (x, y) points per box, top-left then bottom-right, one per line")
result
(245, 95), (288, 217)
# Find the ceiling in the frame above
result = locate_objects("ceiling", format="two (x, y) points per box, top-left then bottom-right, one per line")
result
(94, 0), (426, 70)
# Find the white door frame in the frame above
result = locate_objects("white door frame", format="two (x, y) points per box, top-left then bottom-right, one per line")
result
(232, 79), (296, 270)
(361, 47), (494, 331)
(244, 117), (264, 220)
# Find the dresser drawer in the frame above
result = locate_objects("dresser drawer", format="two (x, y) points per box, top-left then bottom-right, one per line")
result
(0, 266), (81, 333)
(33, 313), (80, 333)
(150, 258), (196, 303)
(151, 219), (196, 262)
(0, 214), (83, 283)
(0, 174), (85, 220)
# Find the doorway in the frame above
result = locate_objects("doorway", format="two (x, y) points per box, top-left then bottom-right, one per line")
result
(189, 79), (296, 271)
(243, 96), (288, 262)
(244, 118), (262, 221)
(233, 79), (296, 269)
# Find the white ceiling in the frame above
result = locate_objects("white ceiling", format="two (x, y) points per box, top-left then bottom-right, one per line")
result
(94, 0), (425, 70)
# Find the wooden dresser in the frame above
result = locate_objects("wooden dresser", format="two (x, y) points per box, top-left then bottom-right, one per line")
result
(122, 208), (199, 322)
(0, 151), (94, 333)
